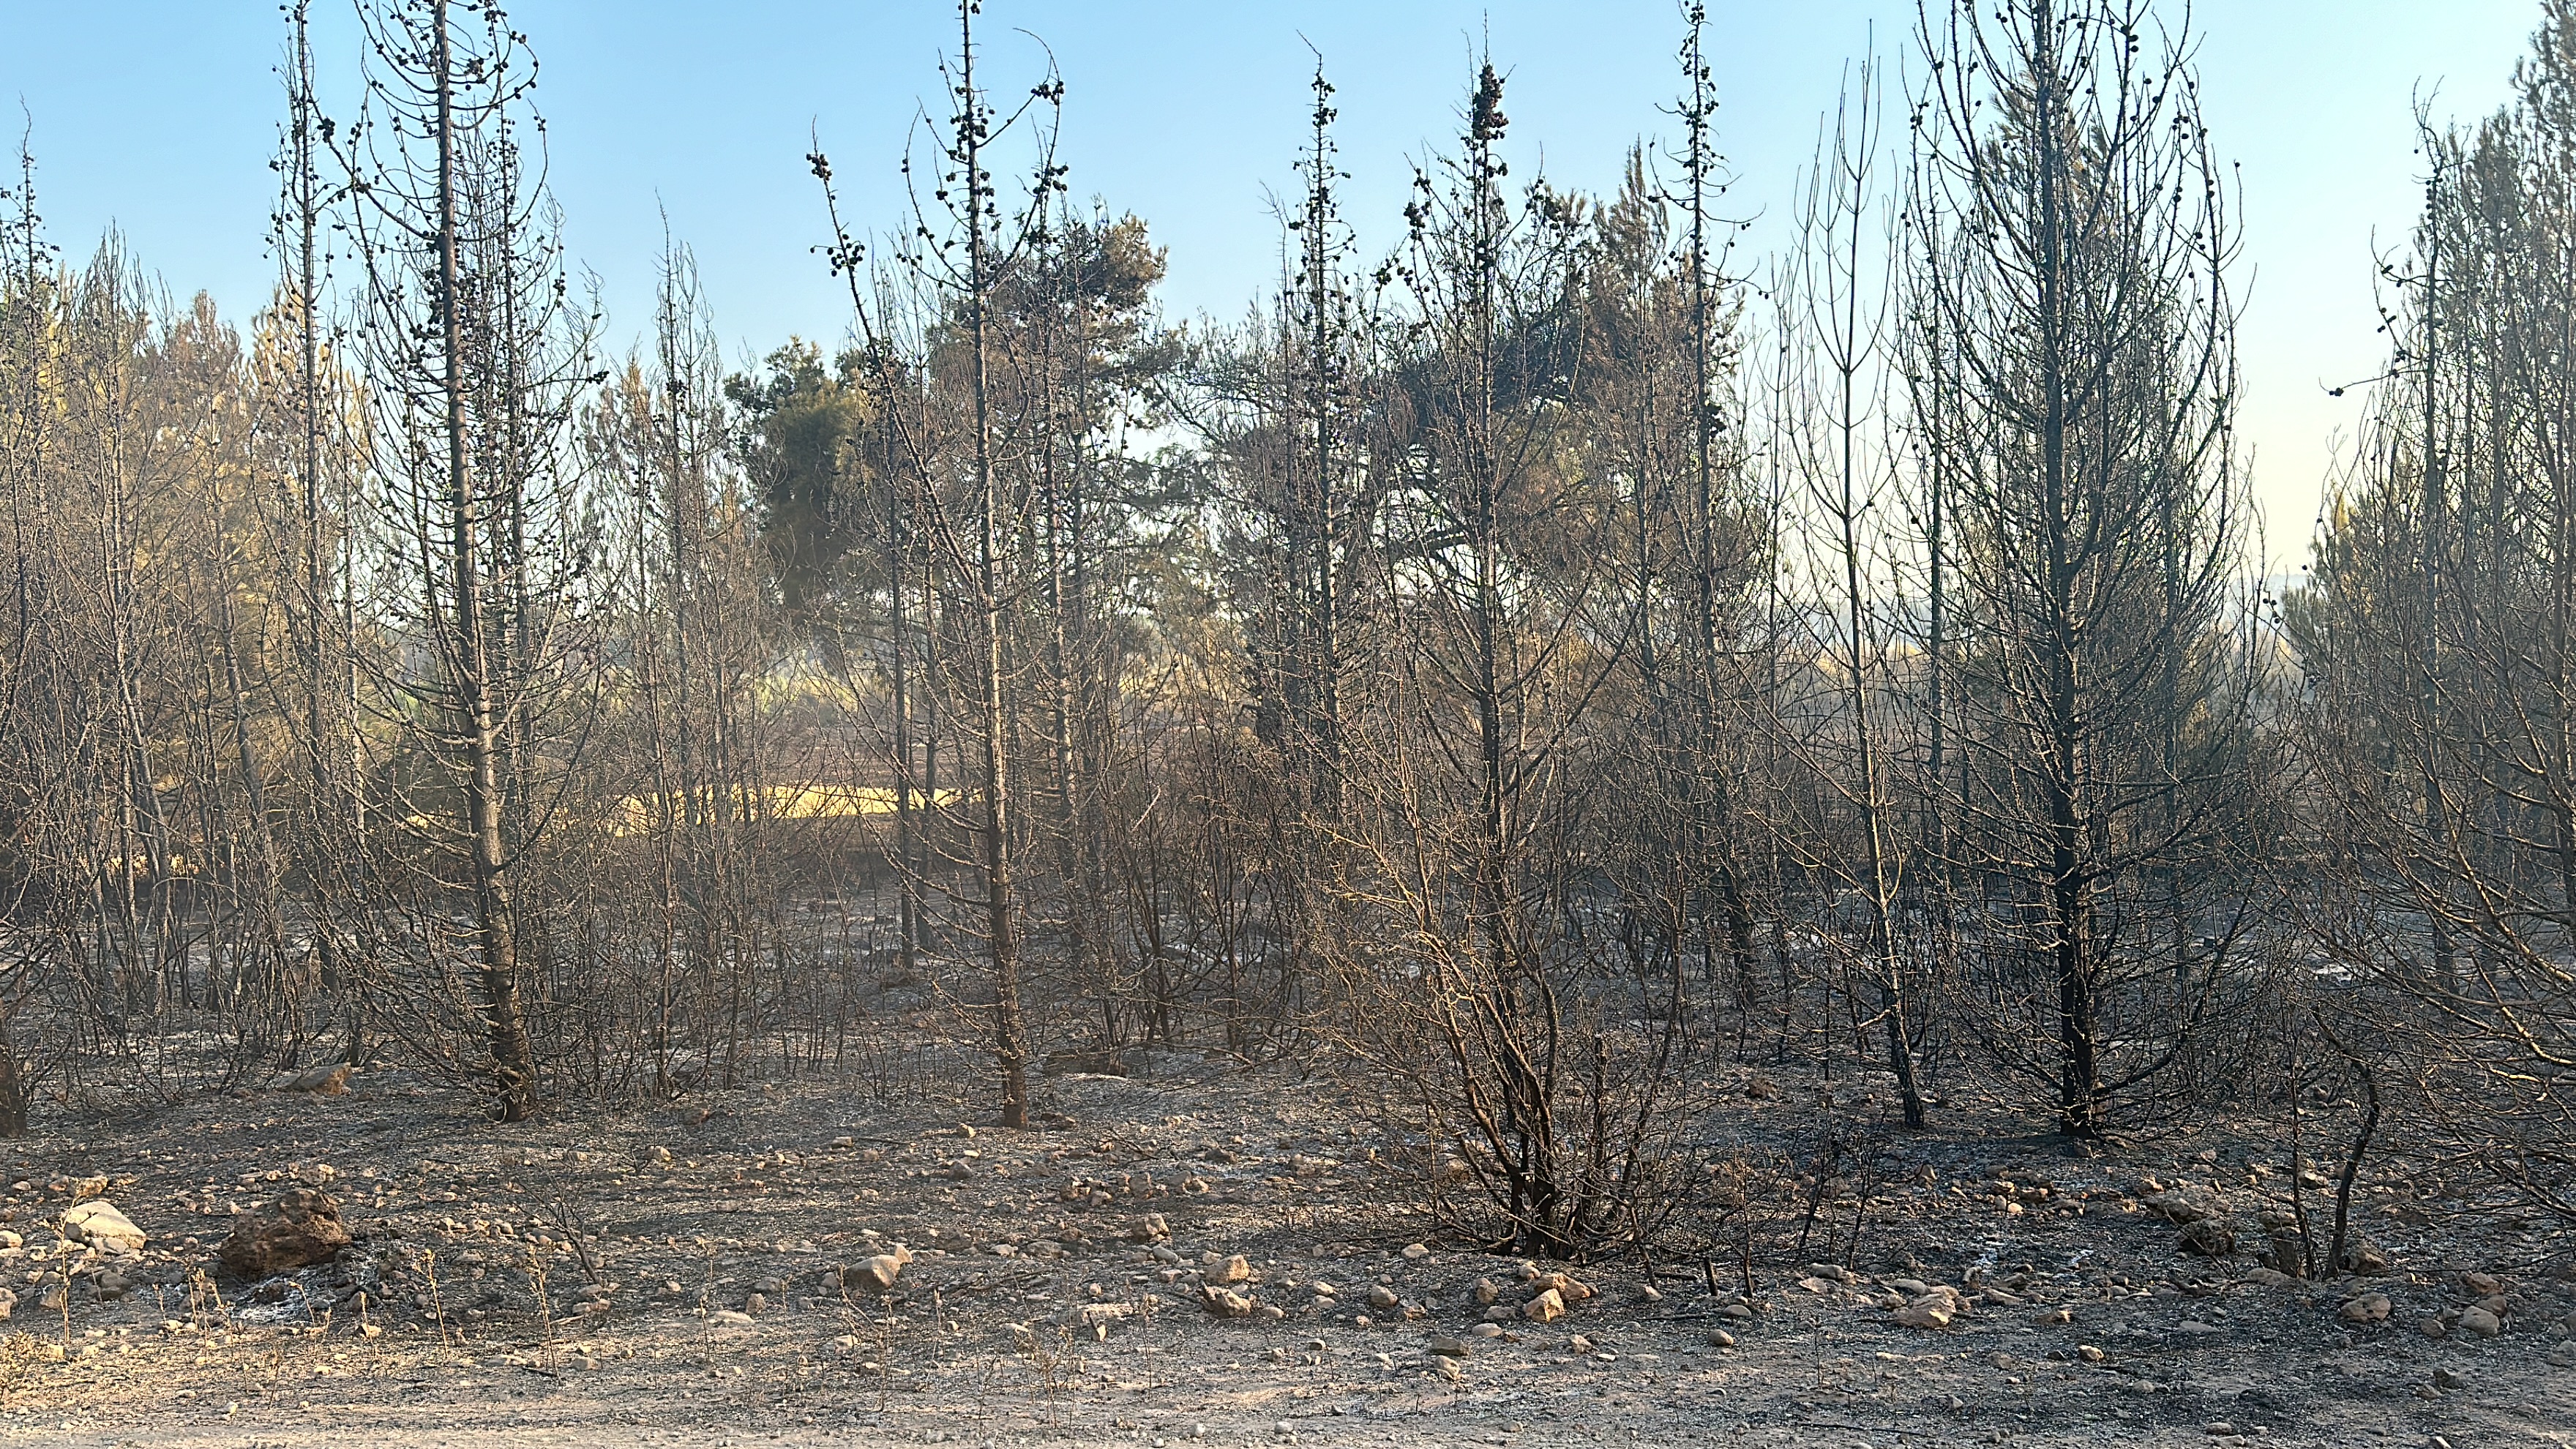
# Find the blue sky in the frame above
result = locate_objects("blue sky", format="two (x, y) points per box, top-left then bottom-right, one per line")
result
(0, 1), (2543, 550)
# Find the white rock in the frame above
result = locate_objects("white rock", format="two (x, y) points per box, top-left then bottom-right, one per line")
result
(61, 1202), (144, 1252)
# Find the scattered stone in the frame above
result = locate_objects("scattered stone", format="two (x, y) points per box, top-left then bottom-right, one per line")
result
(1401, 1243), (1431, 1261)
(2463, 1271), (2501, 1296)
(2458, 1306), (2501, 1338)
(2076, 1344), (2105, 1363)
(2419, 1316), (2447, 1340)
(1130, 1214), (1171, 1243)
(1366, 1284), (1399, 1311)
(2034, 1307), (2075, 1326)
(1707, 1328), (1736, 1348)
(1428, 1335), (1470, 1358)
(1527, 1271), (1593, 1303)
(2340, 1293), (2392, 1325)
(1473, 1278), (1501, 1306)
(708, 1309), (754, 1328)
(2204, 1423), (2236, 1437)
(1205, 1255), (1253, 1286)
(217, 1189), (347, 1276)
(1522, 1288), (1566, 1324)
(61, 1201), (146, 1253)
(1200, 1286), (1255, 1319)
(2245, 1267), (2301, 1288)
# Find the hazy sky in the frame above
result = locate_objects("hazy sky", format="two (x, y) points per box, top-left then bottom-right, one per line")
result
(0, 1), (2544, 560)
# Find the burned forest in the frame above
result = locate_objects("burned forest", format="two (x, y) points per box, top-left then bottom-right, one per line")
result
(0, 0), (2571, 1445)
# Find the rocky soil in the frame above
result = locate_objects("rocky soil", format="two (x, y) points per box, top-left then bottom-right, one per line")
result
(0, 1050), (2570, 1448)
